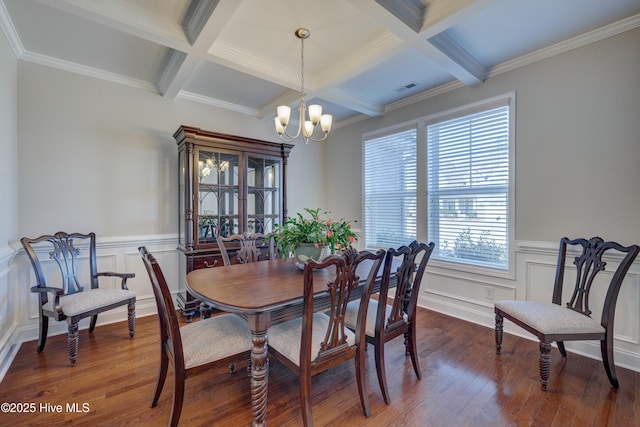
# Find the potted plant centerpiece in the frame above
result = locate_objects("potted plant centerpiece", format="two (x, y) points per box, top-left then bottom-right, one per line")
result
(274, 208), (357, 268)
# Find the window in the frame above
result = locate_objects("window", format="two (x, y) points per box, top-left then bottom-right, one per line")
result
(364, 128), (417, 248)
(427, 98), (512, 269)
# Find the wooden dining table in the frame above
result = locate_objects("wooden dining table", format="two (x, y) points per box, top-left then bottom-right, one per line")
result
(185, 257), (384, 426)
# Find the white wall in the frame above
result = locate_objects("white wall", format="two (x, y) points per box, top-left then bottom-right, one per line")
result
(0, 25), (19, 378)
(327, 28), (640, 370)
(16, 62), (326, 237)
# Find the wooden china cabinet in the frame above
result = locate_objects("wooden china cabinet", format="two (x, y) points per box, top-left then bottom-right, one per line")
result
(174, 125), (294, 320)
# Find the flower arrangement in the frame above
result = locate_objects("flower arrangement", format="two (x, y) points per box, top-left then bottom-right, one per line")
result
(274, 208), (357, 257)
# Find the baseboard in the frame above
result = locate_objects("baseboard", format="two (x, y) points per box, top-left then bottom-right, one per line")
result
(0, 321), (20, 383)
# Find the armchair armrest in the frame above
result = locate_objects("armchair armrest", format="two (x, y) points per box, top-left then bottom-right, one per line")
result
(30, 285), (64, 314)
(95, 272), (136, 290)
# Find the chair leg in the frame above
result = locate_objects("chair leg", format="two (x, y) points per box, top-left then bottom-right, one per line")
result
(355, 345), (370, 417)
(405, 326), (422, 380)
(127, 302), (136, 338)
(170, 368), (185, 427)
(601, 338), (620, 388)
(151, 352), (169, 407)
(89, 315), (98, 333)
(68, 322), (79, 366)
(539, 341), (552, 391)
(495, 314), (503, 354)
(37, 313), (48, 353)
(300, 373), (313, 427)
(374, 337), (391, 405)
(557, 341), (567, 358)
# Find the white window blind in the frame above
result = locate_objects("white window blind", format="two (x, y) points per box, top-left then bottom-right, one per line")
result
(364, 128), (417, 248)
(427, 104), (510, 268)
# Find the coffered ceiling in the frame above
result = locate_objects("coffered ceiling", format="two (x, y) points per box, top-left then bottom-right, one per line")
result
(2, 0), (639, 127)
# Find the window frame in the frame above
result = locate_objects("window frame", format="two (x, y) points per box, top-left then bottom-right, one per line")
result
(362, 124), (419, 250)
(424, 93), (515, 278)
(361, 92), (515, 279)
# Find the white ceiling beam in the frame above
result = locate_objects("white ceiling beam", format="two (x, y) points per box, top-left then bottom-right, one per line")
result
(321, 88), (385, 117)
(159, 0), (246, 99)
(347, 0), (492, 86)
(374, 0), (428, 33)
(423, 32), (486, 85)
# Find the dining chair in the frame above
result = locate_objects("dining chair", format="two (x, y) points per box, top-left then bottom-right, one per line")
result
(495, 236), (639, 391)
(345, 240), (434, 404)
(202, 232), (277, 319)
(267, 247), (385, 427)
(21, 231), (136, 366)
(138, 247), (251, 427)
(217, 232), (276, 266)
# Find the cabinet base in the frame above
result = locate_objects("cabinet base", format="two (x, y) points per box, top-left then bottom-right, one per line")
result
(176, 291), (200, 322)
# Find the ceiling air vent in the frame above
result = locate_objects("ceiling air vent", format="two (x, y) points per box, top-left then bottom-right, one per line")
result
(396, 82), (417, 92)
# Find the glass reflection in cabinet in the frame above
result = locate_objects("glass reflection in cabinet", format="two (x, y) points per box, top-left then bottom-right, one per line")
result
(197, 150), (239, 244)
(247, 156), (281, 234)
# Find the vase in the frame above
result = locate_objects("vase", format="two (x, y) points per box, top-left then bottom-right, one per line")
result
(294, 243), (326, 269)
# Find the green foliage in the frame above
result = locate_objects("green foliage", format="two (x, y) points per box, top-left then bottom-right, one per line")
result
(274, 208), (357, 257)
(452, 228), (506, 263)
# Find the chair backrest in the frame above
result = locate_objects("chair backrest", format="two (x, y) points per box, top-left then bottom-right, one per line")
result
(21, 231), (99, 305)
(301, 248), (385, 366)
(138, 247), (185, 368)
(552, 237), (639, 323)
(217, 232), (275, 266)
(378, 241), (435, 331)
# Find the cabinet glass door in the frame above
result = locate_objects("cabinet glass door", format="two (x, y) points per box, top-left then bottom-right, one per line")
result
(247, 156), (281, 234)
(197, 149), (240, 244)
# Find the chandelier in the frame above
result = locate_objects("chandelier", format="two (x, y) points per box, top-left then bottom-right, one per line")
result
(275, 28), (332, 144)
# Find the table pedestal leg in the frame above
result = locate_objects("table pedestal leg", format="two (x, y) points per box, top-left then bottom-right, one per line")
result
(248, 314), (270, 427)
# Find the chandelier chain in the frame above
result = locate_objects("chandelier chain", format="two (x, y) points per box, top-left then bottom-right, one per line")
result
(300, 37), (305, 103)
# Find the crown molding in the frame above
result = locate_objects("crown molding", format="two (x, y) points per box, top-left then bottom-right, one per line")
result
(488, 13), (640, 79)
(20, 51), (158, 93)
(177, 90), (260, 117)
(0, 0), (24, 57)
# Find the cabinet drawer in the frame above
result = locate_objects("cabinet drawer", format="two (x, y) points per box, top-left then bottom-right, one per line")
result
(192, 254), (222, 270)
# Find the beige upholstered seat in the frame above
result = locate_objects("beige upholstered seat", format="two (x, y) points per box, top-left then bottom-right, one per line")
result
(495, 237), (639, 391)
(21, 231), (136, 366)
(139, 247), (251, 427)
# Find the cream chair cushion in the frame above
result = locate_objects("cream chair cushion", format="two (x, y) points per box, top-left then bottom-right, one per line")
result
(268, 313), (356, 366)
(46, 288), (136, 316)
(344, 299), (406, 337)
(494, 300), (605, 335)
(180, 314), (250, 369)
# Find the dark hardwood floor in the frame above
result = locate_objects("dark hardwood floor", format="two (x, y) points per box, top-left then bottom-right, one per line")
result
(1, 308), (638, 426)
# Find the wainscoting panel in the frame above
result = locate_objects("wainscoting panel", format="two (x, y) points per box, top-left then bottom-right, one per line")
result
(0, 246), (19, 381)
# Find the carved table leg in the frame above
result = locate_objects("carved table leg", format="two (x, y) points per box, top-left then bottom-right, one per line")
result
(247, 314), (270, 427)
